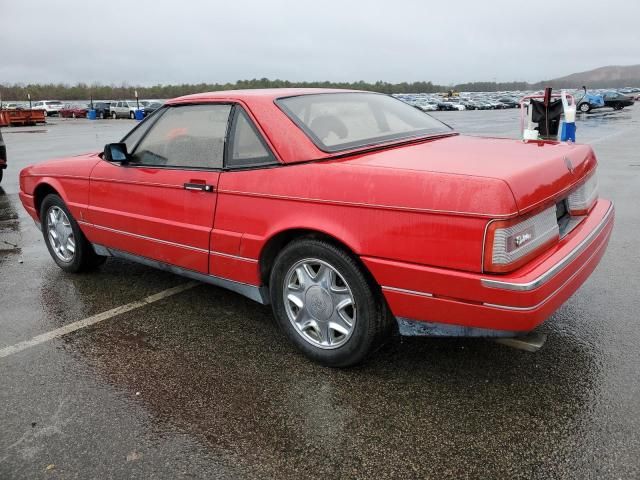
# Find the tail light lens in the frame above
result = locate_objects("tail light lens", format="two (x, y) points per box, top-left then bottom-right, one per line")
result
(484, 205), (559, 273)
(567, 173), (598, 215)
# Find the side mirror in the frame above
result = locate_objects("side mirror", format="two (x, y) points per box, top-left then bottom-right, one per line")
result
(103, 143), (130, 164)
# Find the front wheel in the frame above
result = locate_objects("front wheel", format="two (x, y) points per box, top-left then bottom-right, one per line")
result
(112, 111), (117, 119)
(129, 111), (135, 119)
(269, 239), (391, 367)
(579, 102), (591, 113)
(41, 194), (106, 273)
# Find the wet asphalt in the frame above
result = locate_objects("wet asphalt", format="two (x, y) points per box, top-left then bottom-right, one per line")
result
(1, 108), (639, 479)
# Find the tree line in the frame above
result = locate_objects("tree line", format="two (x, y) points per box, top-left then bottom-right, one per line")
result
(0, 77), (636, 101)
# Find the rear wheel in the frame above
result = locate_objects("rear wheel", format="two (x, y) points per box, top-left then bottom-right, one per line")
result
(41, 194), (106, 273)
(269, 239), (391, 367)
(112, 111), (117, 119)
(100, 111), (105, 119)
(129, 111), (135, 119)
(579, 102), (591, 113)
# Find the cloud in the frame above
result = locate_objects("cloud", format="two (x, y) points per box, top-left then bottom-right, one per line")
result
(2, 0), (639, 85)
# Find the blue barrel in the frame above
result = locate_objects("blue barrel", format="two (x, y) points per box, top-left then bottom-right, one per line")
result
(87, 109), (97, 120)
(135, 109), (144, 121)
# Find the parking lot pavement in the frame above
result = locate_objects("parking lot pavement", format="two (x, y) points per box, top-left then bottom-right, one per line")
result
(1, 109), (639, 479)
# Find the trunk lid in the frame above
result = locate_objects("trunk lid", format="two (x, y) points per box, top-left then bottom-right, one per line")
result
(342, 135), (597, 214)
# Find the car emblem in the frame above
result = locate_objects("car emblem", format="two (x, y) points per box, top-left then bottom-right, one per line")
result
(564, 156), (574, 173)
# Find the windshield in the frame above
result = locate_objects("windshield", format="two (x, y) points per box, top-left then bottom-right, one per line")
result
(276, 92), (452, 152)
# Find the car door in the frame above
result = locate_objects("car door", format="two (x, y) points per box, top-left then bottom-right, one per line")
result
(86, 103), (231, 274)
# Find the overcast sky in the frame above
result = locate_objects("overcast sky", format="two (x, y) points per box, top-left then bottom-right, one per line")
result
(2, 0), (639, 86)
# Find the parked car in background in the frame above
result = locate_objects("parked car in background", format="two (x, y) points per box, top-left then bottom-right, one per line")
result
(143, 101), (164, 116)
(437, 101), (459, 111)
(1, 103), (24, 110)
(60, 104), (88, 118)
(32, 100), (64, 117)
(90, 102), (112, 119)
(0, 129), (6, 183)
(110, 100), (143, 119)
(498, 98), (519, 108)
(603, 91), (635, 110)
(577, 90), (634, 113)
(17, 89), (614, 366)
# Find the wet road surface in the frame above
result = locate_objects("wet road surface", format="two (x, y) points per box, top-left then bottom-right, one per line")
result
(1, 109), (639, 479)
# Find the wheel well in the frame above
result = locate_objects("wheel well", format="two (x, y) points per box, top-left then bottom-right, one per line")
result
(259, 229), (377, 288)
(33, 183), (60, 218)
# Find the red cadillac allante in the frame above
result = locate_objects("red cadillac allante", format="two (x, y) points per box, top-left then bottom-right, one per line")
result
(19, 89), (614, 366)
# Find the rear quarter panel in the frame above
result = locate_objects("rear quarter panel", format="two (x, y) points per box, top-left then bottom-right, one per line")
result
(214, 161), (516, 283)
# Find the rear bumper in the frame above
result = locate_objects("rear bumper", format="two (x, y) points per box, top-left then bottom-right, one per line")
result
(363, 199), (614, 334)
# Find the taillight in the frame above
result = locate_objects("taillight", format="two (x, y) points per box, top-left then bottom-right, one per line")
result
(484, 205), (559, 273)
(567, 173), (598, 216)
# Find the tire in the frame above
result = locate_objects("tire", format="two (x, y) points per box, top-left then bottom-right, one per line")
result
(100, 111), (105, 119)
(579, 102), (591, 113)
(0, 170), (3, 183)
(112, 111), (117, 120)
(72, 112), (76, 118)
(613, 104), (623, 111)
(269, 238), (391, 367)
(40, 194), (106, 273)
(129, 111), (135, 119)
(43, 110), (48, 117)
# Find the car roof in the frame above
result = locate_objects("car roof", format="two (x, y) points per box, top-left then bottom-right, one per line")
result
(166, 88), (363, 105)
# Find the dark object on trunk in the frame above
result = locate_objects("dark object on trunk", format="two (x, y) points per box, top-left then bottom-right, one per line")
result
(530, 99), (564, 139)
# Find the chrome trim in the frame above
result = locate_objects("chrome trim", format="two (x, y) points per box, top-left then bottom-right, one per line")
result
(81, 222), (210, 254)
(80, 222), (259, 263)
(481, 203), (613, 292)
(210, 250), (258, 263)
(218, 189), (517, 219)
(93, 245), (269, 304)
(382, 286), (433, 298)
(480, 217), (500, 272)
(482, 215), (612, 311)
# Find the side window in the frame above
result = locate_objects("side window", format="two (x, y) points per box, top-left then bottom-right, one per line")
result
(227, 108), (276, 168)
(131, 104), (231, 169)
(121, 108), (166, 152)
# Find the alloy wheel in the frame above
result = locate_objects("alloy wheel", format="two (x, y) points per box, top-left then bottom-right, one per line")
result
(283, 258), (356, 349)
(46, 206), (76, 262)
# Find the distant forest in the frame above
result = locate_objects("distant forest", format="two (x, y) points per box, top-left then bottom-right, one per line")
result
(0, 77), (634, 101)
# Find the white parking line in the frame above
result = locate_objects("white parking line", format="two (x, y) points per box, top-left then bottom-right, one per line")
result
(0, 282), (198, 359)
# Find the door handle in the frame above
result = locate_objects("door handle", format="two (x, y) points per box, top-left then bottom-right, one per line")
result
(184, 182), (215, 192)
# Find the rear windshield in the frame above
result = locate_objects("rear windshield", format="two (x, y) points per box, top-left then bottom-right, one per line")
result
(276, 92), (452, 152)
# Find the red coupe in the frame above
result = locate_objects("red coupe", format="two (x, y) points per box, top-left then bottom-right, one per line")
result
(19, 89), (614, 366)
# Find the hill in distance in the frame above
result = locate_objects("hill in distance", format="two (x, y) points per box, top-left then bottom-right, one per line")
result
(544, 64), (640, 88)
